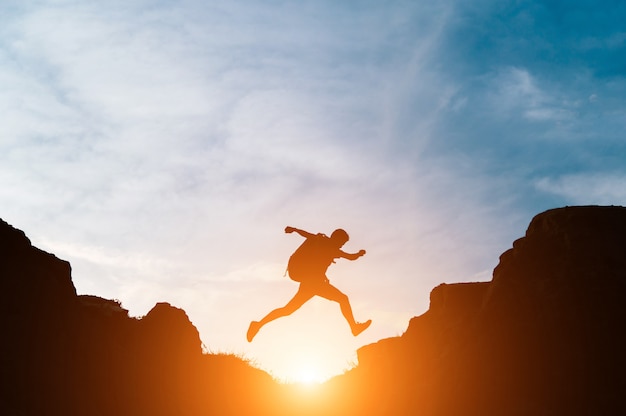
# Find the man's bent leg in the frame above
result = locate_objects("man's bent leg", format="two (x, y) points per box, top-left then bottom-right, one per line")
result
(315, 282), (371, 336)
(247, 285), (314, 342)
(259, 286), (314, 325)
(315, 282), (358, 328)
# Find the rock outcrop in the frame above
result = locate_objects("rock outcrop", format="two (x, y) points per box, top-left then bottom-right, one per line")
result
(335, 206), (626, 415)
(0, 218), (281, 416)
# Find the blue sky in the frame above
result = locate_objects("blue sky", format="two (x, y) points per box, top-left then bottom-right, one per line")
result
(1, 0), (625, 381)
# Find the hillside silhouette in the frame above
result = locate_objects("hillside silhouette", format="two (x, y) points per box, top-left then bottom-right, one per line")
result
(2, 205), (626, 415)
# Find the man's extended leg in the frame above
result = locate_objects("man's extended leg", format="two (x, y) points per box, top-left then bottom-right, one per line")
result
(315, 282), (371, 336)
(247, 285), (314, 342)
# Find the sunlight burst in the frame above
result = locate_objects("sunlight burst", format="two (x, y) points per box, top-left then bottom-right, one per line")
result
(293, 363), (325, 385)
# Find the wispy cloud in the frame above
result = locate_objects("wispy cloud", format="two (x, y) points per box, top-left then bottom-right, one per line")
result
(486, 67), (574, 122)
(536, 173), (626, 205)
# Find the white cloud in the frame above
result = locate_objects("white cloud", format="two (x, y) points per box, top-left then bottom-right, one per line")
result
(10, 4), (222, 123)
(488, 67), (574, 122)
(535, 173), (626, 205)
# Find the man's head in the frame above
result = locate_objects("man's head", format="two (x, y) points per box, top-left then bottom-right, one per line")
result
(330, 228), (349, 248)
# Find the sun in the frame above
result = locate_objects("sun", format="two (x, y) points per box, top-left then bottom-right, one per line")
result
(278, 344), (337, 385)
(293, 363), (326, 385)
(253, 309), (359, 384)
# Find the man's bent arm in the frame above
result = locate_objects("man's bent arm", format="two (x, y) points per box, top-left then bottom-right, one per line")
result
(339, 249), (366, 261)
(285, 226), (315, 239)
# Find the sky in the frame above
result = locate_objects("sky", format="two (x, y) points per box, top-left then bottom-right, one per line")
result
(1, 0), (625, 383)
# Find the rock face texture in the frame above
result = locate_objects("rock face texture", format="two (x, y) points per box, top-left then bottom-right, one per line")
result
(1, 219), (77, 414)
(344, 206), (626, 415)
(2, 205), (626, 415)
(0, 218), (279, 416)
(457, 205), (626, 415)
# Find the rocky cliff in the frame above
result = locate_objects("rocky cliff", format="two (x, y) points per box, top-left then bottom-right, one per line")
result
(335, 205), (626, 415)
(2, 206), (626, 415)
(0, 218), (282, 416)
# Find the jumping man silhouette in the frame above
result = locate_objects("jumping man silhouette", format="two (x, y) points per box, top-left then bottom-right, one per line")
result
(247, 226), (371, 342)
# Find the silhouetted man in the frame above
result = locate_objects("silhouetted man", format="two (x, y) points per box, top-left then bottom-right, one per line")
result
(247, 226), (371, 342)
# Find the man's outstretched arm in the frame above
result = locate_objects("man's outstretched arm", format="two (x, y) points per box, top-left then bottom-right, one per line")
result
(339, 249), (366, 261)
(285, 226), (316, 239)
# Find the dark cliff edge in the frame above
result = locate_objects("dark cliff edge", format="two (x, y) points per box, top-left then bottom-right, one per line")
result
(0, 218), (281, 416)
(2, 206), (626, 415)
(334, 205), (626, 415)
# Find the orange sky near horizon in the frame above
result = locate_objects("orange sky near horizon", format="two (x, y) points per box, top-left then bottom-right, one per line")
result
(210, 225), (436, 383)
(195, 220), (495, 384)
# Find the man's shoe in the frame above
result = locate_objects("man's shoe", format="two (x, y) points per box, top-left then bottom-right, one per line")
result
(247, 321), (261, 342)
(351, 319), (372, 336)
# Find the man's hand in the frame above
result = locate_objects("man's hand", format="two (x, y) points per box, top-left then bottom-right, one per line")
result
(357, 249), (366, 257)
(285, 226), (295, 233)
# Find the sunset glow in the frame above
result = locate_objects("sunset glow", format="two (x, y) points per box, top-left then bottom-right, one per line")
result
(292, 362), (326, 385)
(249, 300), (364, 382)
(2, 0), (625, 386)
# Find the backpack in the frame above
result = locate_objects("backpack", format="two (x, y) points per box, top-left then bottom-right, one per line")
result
(286, 234), (336, 283)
